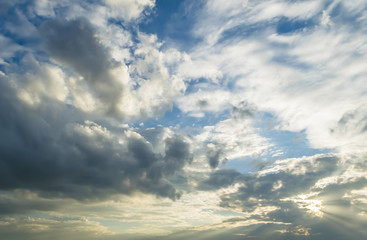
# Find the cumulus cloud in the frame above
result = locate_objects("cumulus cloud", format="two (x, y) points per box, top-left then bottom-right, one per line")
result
(0, 75), (192, 202)
(1, 0), (185, 121)
(40, 17), (125, 117)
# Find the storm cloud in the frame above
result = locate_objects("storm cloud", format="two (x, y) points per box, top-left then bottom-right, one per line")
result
(0, 76), (191, 205)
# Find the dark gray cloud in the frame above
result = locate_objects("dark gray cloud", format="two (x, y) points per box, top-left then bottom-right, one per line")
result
(0, 191), (62, 215)
(207, 149), (223, 168)
(219, 156), (339, 211)
(39, 18), (124, 117)
(197, 99), (209, 109)
(198, 169), (241, 190)
(230, 101), (256, 119)
(159, 154), (367, 240)
(0, 75), (191, 213)
(198, 154), (367, 240)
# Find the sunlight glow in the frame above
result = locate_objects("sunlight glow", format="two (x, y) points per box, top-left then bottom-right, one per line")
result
(283, 193), (324, 217)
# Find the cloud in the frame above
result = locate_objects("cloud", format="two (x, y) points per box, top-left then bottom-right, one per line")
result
(195, 117), (271, 161)
(0, 75), (192, 202)
(0, 215), (114, 240)
(0, 35), (22, 65)
(206, 149), (223, 168)
(1, 0), (185, 121)
(174, 0), (367, 153)
(40, 18), (125, 117)
(219, 155), (339, 211)
(197, 153), (367, 239)
(102, 0), (155, 21)
(198, 169), (241, 190)
(32, 0), (155, 22)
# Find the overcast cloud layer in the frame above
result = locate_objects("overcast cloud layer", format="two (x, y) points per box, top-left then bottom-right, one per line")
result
(1, 0), (367, 239)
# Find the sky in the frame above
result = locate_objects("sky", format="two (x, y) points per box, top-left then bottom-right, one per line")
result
(0, 0), (367, 239)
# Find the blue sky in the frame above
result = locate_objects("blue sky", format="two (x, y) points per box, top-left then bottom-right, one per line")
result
(1, 0), (367, 239)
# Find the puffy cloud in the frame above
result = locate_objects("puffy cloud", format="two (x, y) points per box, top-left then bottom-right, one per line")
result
(11, 55), (69, 105)
(122, 32), (186, 120)
(40, 18), (125, 117)
(0, 75), (192, 202)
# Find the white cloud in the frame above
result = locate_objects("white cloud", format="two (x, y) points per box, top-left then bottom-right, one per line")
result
(116, 32), (186, 120)
(10, 1), (185, 121)
(103, 0), (155, 21)
(175, 90), (232, 116)
(321, 10), (333, 26)
(195, 117), (271, 161)
(32, 0), (155, 22)
(175, 0), (367, 153)
(192, 0), (322, 45)
(11, 55), (69, 105)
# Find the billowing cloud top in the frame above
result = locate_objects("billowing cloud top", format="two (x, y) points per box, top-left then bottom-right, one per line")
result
(1, 0), (367, 239)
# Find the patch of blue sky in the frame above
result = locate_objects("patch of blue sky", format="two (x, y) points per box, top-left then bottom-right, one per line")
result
(0, 51), (29, 74)
(139, 0), (182, 36)
(258, 112), (330, 160)
(0, 1), (44, 29)
(276, 17), (315, 34)
(262, 130), (330, 159)
(0, 6), (43, 67)
(139, 0), (202, 51)
(218, 15), (315, 46)
(217, 22), (271, 44)
(328, 1), (343, 19)
(0, 8), (27, 39)
(222, 157), (262, 174)
(222, 112), (330, 174)
(184, 77), (218, 93)
(134, 104), (231, 135)
(271, 54), (312, 71)
(329, 3), (367, 30)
